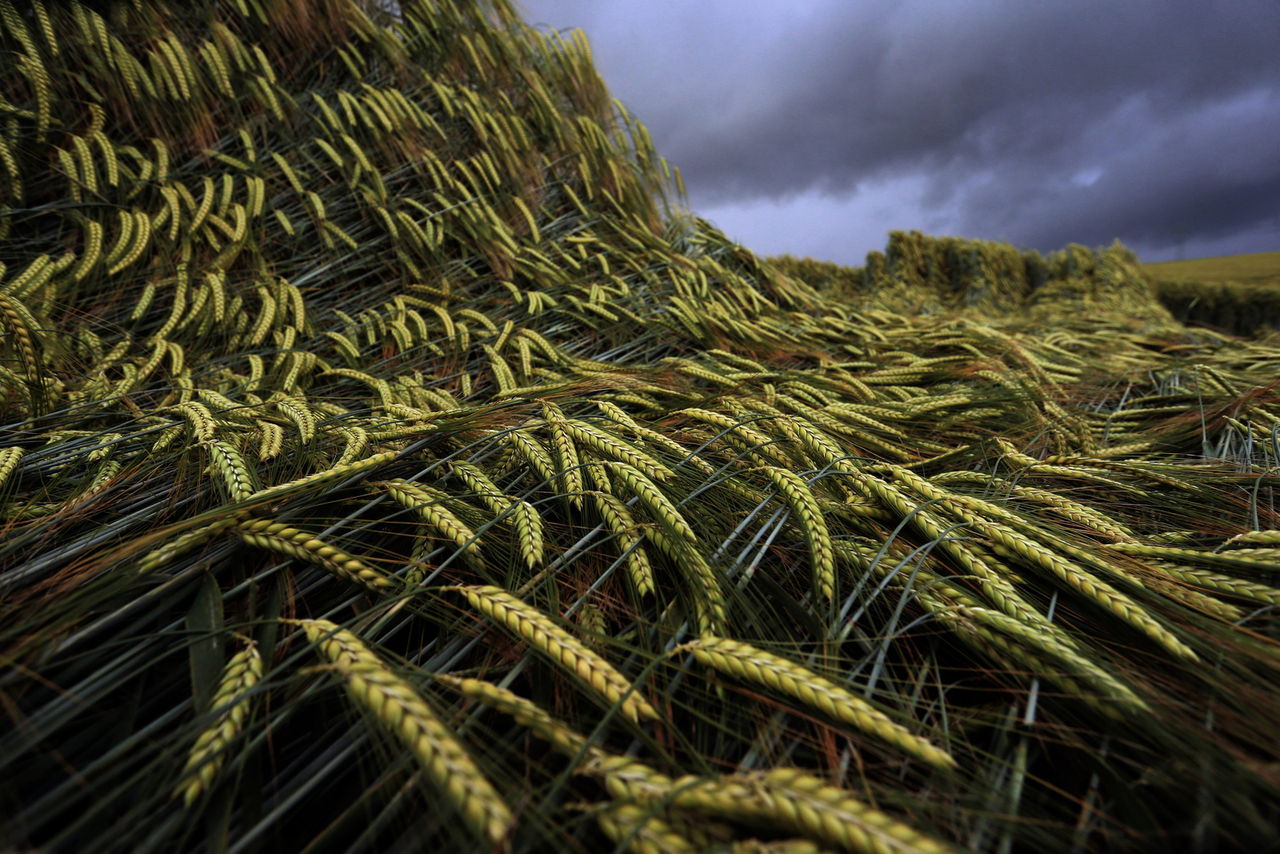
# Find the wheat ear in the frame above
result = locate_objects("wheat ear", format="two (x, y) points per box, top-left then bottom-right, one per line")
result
(981, 528), (1197, 661)
(564, 418), (674, 482)
(207, 438), (255, 502)
(1224, 529), (1280, 547)
(450, 461), (544, 568)
(248, 450), (396, 503)
(590, 755), (956, 854)
(712, 840), (823, 854)
(849, 471), (1049, 628)
(1156, 566), (1280, 607)
(0, 445), (24, 490)
(883, 466), (1196, 661)
(447, 584), (659, 724)
(645, 527), (727, 635)
(293, 619), (512, 846)
(1106, 541), (1280, 573)
(508, 428), (559, 486)
(137, 514), (246, 574)
(542, 401), (584, 508)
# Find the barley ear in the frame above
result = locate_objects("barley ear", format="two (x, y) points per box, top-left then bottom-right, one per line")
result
(292, 619), (513, 846)
(447, 585), (659, 724)
(176, 641), (262, 807)
(764, 466), (836, 603)
(595, 803), (700, 854)
(683, 636), (956, 770)
(236, 519), (395, 591)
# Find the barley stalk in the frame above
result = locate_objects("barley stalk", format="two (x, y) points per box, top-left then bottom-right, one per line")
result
(590, 756), (955, 854)
(508, 428), (558, 487)
(207, 438), (255, 502)
(593, 491), (656, 596)
(137, 515), (245, 574)
(0, 445), (23, 491)
(1154, 566), (1280, 607)
(450, 461), (544, 567)
(1106, 542), (1280, 574)
(565, 418), (674, 482)
(849, 471), (1051, 628)
(435, 674), (591, 756)
(249, 450), (395, 503)
(645, 527), (726, 635)
(542, 402), (584, 508)
(881, 467), (1196, 661)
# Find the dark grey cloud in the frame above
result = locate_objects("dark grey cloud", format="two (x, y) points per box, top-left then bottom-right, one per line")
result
(519, 1), (1280, 262)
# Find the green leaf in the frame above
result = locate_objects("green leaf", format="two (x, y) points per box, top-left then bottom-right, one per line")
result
(187, 573), (225, 715)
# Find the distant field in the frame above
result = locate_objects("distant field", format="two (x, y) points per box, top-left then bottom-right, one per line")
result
(1144, 250), (1280, 286)
(1145, 251), (1280, 333)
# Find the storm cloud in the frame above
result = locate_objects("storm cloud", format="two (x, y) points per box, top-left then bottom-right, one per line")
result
(518, 0), (1280, 264)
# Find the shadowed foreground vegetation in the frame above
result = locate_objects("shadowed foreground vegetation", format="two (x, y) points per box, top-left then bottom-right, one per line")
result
(1, 1), (1279, 852)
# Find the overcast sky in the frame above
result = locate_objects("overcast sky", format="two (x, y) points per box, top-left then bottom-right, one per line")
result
(518, 0), (1280, 266)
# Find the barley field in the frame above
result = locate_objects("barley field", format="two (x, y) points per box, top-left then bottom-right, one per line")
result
(1145, 250), (1280, 288)
(1, 2), (1278, 852)
(1142, 252), (1280, 336)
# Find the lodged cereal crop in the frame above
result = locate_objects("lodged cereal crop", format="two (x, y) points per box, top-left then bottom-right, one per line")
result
(1, 1), (1278, 851)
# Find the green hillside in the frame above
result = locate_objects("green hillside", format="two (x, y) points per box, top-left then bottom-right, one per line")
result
(1, 2), (1278, 852)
